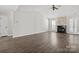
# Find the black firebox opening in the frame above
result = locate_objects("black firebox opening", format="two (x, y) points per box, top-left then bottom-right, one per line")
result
(57, 25), (66, 33)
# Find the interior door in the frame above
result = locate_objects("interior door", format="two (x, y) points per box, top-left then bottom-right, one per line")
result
(0, 16), (8, 37)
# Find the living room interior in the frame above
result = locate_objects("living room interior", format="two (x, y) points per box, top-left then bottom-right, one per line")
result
(0, 5), (79, 53)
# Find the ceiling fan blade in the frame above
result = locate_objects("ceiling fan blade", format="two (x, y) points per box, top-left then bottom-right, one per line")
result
(52, 5), (59, 11)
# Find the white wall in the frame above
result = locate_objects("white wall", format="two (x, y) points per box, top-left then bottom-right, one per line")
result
(0, 5), (78, 37)
(0, 5), (18, 36)
(0, 12), (11, 36)
(0, 12), (15, 36)
(13, 5), (79, 37)
(13, 6), (48, 37)
(7, 12), (14, 36)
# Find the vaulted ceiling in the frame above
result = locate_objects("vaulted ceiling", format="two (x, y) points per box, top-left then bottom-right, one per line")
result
(17, 5), (79, 18)
(0, 5), (19, 15)
(0, 5), (79, 18)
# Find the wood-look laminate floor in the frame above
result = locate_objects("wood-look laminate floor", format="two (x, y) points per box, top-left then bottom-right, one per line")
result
(0, 32), (79, 53)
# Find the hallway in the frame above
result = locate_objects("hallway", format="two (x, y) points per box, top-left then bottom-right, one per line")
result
(0, 32), (79, 53)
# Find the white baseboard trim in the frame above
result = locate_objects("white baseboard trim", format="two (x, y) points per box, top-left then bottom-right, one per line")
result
(13, 31), (47, 38)
(67, 32), (79, 34)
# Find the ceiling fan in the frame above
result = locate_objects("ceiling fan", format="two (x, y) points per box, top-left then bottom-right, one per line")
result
(52, 5), (61, 11)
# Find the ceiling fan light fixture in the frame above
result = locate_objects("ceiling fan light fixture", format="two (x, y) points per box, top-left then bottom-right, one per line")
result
(52, 5), (61, 11)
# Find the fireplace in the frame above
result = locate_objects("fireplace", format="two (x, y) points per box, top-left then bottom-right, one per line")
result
(57, 25), (66, 33)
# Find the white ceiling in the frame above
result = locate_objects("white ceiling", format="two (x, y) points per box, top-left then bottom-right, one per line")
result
(0, 5), (19, 14)
(0, 5), (79, 17)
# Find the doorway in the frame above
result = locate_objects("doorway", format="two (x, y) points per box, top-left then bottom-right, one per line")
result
(67, 17), (79, 34)
(52, 19), (56, 32)
(0, 16), (9, 37)
(48, 18), (57, 32)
